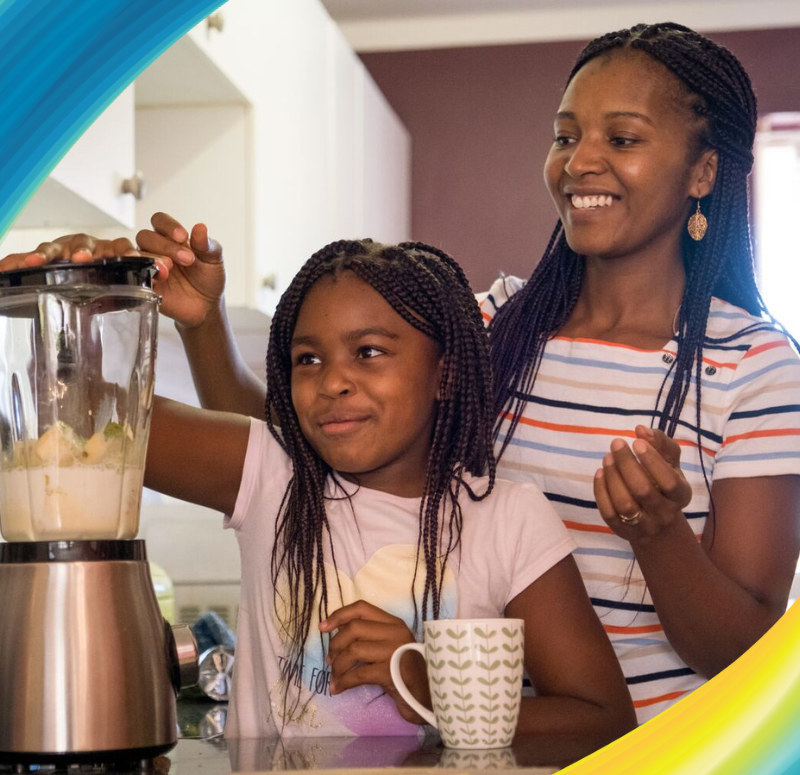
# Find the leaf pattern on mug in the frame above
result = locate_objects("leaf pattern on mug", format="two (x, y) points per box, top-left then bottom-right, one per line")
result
(424, 622), (524, 749)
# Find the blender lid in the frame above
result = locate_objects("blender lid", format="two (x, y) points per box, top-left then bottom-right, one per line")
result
(0, 256), (156, 290)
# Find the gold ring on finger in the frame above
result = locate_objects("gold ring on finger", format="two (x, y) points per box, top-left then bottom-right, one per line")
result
(618, 510), (642, 525)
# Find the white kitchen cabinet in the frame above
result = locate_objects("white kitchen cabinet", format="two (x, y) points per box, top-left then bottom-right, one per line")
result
(186, 3), (253, 102)
(135, 103), (252, 307)
(11, 85), (137, 232)
(2, 0), (411, 316)
(136, 0), (410, 314)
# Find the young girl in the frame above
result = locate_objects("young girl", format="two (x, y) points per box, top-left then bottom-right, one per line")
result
(135, 238), (634, 740)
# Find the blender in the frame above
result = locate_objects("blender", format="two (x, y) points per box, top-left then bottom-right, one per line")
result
(0, 259), (199, 765)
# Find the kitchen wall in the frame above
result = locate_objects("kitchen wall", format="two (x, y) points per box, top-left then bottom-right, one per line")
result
(360, 26), (800, 292)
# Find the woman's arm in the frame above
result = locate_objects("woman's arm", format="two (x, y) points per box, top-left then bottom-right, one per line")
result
(596, 430), (800, 678)
(145, 395), (251, 515)
(507, 555), (637, 743)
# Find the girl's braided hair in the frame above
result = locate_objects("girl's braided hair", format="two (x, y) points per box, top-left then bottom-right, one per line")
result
(490, 22), (771, 461)
(265, 238), (496, 713)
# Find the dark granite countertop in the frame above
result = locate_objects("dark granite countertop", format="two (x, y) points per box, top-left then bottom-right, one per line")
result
(171, 699), (608, 773)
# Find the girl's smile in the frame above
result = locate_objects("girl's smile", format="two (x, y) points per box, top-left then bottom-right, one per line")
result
(316, 412), (372, 436)
(290, 271), (443, 497)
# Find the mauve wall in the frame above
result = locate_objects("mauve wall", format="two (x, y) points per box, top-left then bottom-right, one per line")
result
(361, 28), (800, 292)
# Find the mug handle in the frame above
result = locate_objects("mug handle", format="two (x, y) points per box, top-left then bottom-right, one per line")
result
(389, 643), (437, 728)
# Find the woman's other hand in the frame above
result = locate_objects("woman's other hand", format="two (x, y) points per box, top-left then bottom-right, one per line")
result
(594, 424), (693, 540)
(320, 600), (429, 725)
(137, 212), (226, 329)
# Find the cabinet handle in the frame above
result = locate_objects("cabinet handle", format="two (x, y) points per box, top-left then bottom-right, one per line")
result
(261, 274), (277, 290)
(121, 171), (146, 201)
(206, 12), (224, 33)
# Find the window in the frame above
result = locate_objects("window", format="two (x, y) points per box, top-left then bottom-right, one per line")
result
(754, 112), (800, 338)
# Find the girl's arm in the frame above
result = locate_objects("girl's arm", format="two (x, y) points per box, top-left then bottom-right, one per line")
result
(320, 601), (431, 725)
(597, 433), (800, 677)
(506, 555), (637, 742)
(137, 213), (268, 418)
(145, 395), (251, 515)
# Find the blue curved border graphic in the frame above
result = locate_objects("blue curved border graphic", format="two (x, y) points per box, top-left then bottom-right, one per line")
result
(0, 0), (223, 236)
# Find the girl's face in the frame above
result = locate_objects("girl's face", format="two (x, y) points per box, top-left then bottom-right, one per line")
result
(544, 50), (715, 264)
(290, 271), (442, 497)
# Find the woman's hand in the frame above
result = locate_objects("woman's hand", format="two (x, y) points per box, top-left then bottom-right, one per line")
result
(320, 600), (430, 725)
(136, 212), (227, 329)
(0, 213), (227, 331)
(0, 233), (175, 275)
(593, 424), (693, 540)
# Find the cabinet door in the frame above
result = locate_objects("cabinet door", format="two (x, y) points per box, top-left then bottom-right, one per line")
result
(248, 0), (331, 313)
(135, 104), (251, 307)
(361, 71), (411, 244)
(187, 0), (258, 103)
(13, 86), (137, 230)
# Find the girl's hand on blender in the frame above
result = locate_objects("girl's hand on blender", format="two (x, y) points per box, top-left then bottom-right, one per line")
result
(0, 233), (177, 276)
(136, 212), (227, 330)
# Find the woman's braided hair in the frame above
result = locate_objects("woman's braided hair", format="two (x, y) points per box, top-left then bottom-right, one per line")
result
(265, 238), (496, 711)
(490, 22), (770, 460)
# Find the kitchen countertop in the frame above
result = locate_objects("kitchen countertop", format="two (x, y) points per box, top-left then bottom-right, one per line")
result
(167, 699), (607, 774)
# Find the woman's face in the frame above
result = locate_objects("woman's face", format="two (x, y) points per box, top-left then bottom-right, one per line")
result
(544, 50), (713, 263)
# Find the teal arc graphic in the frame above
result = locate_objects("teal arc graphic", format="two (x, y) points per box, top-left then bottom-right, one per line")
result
(0, 0), (224, 239)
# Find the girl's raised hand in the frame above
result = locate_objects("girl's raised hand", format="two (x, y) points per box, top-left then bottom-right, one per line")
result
(320, 600), (430, 725)
(136, 212), (227, 329)
(594, 425), (693, 540)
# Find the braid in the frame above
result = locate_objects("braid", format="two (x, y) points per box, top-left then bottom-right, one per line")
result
(490, 22), (770, 483)
(266, 238), (495, 719)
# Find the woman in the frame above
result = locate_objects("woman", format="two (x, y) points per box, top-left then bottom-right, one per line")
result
(5, 22), (799, 726)
(484, 22), (800, 723)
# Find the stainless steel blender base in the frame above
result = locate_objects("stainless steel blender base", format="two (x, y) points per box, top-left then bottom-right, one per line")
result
(0, 541), (178, 758)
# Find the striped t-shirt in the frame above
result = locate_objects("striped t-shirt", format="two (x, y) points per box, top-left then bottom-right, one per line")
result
(480, 275), (800, 724)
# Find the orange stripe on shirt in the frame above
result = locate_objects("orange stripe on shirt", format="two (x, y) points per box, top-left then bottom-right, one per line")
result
(604, 623), (664, 635)
(481, 310), (493, 324)
(564, 520), (614, 534)
(501, 412), (638, 439)
(723, 427), (800, 447)
(633, 690), (689, 709)
(565, 520), (702, 540)
(743, 339), (791, 359)
(500, 412), (718, 458)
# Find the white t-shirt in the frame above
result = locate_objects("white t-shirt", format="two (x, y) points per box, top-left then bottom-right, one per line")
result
(223, 418), (575, 738)
(481, 275), (800, 723)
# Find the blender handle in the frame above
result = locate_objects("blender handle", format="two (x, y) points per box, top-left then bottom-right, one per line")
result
(165, 620), (200, 694)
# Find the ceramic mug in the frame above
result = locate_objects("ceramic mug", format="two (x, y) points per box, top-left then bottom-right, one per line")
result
(390, 618), (525, 749)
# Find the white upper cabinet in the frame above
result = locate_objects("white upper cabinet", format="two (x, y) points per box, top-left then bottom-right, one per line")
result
(4, 0), (411, 317)
(13, 85), (137, 231)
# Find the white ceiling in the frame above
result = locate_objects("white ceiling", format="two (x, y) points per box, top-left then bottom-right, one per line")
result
(321, 0), (634, 23)
(321, 0), (800, 52)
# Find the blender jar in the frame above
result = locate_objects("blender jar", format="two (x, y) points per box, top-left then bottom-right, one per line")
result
(0, 259), (158, 541)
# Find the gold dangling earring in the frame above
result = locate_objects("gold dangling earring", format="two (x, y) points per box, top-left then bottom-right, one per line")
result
(687, 198), (708, 241)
